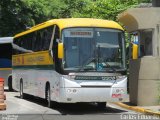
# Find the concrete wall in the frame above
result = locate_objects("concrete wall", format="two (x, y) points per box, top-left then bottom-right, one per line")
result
(118, 8), (160, 32)
(152, 0), (160, 7)
(129, 59), (140, 105)
(129, 57), (160, 106)
(119, 7), (160, 106)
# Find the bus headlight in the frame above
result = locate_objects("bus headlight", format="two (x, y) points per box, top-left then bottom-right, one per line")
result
(68, 73), (76, 80)
(116, 76), (126, 79)
(73, 89), (77, 93)
(67, 89), (72, 93)
(63, 75), (75, 80)
(115, 88), (125, 94)
(67, 89), (77, 93)
(112, 88), (126, 94)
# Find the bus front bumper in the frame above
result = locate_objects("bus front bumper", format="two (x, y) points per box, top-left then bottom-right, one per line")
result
(54, 87), (127, 103)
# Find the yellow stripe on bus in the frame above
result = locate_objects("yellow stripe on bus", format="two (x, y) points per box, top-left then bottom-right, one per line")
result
(12, 50), (54, 66)
(0, 68), (12, 70)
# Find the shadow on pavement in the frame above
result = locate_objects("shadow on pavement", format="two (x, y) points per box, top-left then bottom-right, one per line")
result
(14, 94), (127, 115)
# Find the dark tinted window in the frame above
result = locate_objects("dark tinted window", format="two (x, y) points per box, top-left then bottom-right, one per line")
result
(0, 44), (12, 68)
(13, 26), (54, 54)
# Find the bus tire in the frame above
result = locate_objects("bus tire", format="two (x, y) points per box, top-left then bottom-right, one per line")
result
(20, 80), (24, 99)
(97, 102), (106, 109)
(8, 76), (13, 91)
(46, 84), (52, 108)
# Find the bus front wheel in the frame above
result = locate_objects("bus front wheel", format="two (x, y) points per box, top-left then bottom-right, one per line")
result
(97, 102), (106, 109)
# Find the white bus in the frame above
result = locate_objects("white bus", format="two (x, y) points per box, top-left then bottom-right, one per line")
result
(12, 18), (127, 108)
(0, 37), (13, 90)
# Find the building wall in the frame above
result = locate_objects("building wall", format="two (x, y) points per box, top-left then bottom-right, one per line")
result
(118, 8), (160, 32)
(129, 57), (160, 105)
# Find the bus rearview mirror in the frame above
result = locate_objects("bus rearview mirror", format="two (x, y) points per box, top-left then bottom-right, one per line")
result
(58, 43), (64, 59)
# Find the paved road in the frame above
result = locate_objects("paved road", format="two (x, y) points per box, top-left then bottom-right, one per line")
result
(0, 91), (139, 120)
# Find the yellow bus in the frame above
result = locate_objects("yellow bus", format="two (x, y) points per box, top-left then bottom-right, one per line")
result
(12, 18), (127, 108)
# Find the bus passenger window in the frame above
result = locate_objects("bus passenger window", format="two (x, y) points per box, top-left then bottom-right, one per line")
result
(33, 26), (53, 51)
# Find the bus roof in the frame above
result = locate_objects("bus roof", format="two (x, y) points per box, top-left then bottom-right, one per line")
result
(14, 18), (124, 38)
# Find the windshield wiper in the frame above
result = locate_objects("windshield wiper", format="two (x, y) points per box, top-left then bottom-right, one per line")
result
(79, 58), (96, 71)
(104, 61), (117, 73)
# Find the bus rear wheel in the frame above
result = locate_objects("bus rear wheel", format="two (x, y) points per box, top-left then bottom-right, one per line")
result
(8, 76), (13, 91)
(97, 102), (106, 109)
(20, 81), (24, 99)
(46, 85), (52, 108)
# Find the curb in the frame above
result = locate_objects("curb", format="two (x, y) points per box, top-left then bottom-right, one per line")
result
(113, 102), (160, 116)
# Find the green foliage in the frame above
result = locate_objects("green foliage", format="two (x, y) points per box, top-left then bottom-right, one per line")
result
(140, 0), (152, 3)
(69, 0), (139, 20)
(0, 0), (66, 36)
(0, 0), (27, 36)
(0, 0), (151, 37)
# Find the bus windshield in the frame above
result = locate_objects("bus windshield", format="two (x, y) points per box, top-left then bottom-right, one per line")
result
(62, 28), (125, 72)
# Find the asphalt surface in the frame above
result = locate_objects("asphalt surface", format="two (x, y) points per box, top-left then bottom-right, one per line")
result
(0, 91), (139, 120)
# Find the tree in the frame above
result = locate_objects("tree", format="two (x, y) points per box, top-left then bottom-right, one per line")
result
(0, 0), (66, 37)
(64, 0), (139, 21)
(0, 0), (28, 36)
(0, 0), (151, 37)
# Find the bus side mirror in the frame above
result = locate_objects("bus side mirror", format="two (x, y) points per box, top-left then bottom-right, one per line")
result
(58, 43), (64, 59)
(132, 43), (138, 59)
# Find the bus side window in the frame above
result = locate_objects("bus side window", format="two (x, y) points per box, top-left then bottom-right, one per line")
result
(32, 32), (37, 51)
(33, 26), (53, 51)
(22, 33), (33, 52)
(35, 30), (43, 51)
(43, 28), (52, 50)
(13, 38), (23, 54)
(13, 38), (19, 55)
